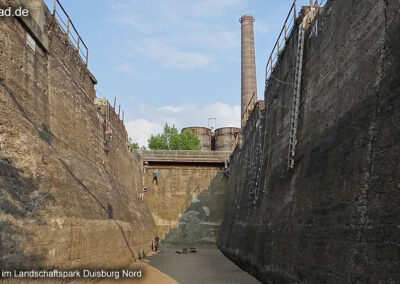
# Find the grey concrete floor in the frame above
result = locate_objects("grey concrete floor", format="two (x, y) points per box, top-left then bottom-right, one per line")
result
(147, 245), (261, 284)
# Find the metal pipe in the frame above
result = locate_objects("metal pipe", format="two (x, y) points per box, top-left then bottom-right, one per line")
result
(53, 0), (57, 15)
(270, 56), (273, 73)
(294, 0), (297, 23)
(118, 105), (120, 118)
(66, 18), (70, 39)
(86, 49), (89, 66)
(284, 23), (287, 40)
(113, 97), (116, 109)
(77, 37), (80, 52)
(122, 111), (124, 123)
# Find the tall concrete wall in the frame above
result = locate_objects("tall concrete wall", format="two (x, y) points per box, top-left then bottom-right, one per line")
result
(219, 0), (400, 282)
(0, 1), (156, 270)
(145, 165), (228, 244)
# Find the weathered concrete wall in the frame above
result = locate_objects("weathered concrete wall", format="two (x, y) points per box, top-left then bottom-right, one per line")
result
(0, 0), (156, 271)
(219, 0), (400, 283)
(145, 165), (228, 244)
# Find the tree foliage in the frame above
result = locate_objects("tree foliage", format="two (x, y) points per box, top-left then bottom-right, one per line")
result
(129, 138), (146, 150)
(128, 138), (139, 150)
(148, 123), (201, 150)
(130, 142), (139, 150)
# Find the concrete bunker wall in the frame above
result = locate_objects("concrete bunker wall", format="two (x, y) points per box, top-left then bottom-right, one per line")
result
(145, 164), (228, 244)
(0, 1), (156, 270)
(219, 0), (400, 283)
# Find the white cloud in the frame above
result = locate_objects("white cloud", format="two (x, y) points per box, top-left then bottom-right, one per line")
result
(202, 103), (241, 127)
(116, 63), (134, 73)
(125, 119), (163, 147)
(112, 16), (156, 33)
(156, 105), (185, 113)
(178, 30), (239, 50)
(110, 0), (247, 30)
(109, 0), (246, 70)
(126, 102), (240, 147)
(188, 0), (247, 17)
(136, 39), (212, 70)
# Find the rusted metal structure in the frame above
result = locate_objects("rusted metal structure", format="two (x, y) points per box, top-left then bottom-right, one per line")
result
(265, 0), (324, 91)
(215, 127), (241, 151)
(182, 127), (212, 151)
(240, 14), (258, 128)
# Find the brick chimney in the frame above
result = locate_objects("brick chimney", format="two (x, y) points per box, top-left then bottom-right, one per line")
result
(240, 15), (257, 127)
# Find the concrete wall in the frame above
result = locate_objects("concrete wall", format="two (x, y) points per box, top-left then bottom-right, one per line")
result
(145, 165), (228, 244)
(0, 0), (156, 270)
(219, 0), (400, 282)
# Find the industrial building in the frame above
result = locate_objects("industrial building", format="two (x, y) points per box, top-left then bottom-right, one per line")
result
(182, 126), (241, 151)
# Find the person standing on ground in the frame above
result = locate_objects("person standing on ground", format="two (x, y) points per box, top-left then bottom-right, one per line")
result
(153, 236), (160, 252)
(153, 169), (159, 185)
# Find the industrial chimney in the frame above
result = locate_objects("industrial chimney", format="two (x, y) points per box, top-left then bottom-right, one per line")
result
(240, 15), (257, 127)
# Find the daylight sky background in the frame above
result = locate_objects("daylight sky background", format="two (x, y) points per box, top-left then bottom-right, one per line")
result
(44, 0), (314, 147)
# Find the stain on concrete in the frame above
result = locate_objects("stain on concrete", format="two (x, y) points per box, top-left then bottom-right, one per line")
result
(145, 165), (228, 244)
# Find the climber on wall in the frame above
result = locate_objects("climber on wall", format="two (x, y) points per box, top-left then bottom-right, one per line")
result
(224, 156), (230, 168)
(153, 169), (159, 185)
(222, 167), (229, 178)
(104, 123), (113, 152)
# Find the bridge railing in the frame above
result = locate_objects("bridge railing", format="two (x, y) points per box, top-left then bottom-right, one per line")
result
(137, 150), (231, 162)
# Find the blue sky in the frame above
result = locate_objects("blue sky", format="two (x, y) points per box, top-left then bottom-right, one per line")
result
(44, 0), (313, 146)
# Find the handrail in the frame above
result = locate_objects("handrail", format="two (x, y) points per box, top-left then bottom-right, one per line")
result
(265, 0), (297, 88)
(241, 91), (256, 121)
(138, 150), (231, 155)
(264, 0), (327, 90)
(52, 0), (89, 66)
(138, 150), (231, 162)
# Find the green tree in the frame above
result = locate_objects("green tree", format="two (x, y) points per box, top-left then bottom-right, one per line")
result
(128, 138), (140, 150)
(148, 134), (168, 150)
(178, 130), (201, 150)
(148, 123), (201, 150)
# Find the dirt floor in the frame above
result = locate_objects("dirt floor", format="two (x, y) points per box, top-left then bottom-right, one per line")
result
(97, 245), (260, 284)
(1, 247), (259, 284)
(95, 260), (178, 284)
(143, 246), (260, 284)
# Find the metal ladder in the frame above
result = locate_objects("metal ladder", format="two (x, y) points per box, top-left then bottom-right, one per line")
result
(287, 20), (306, 171)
